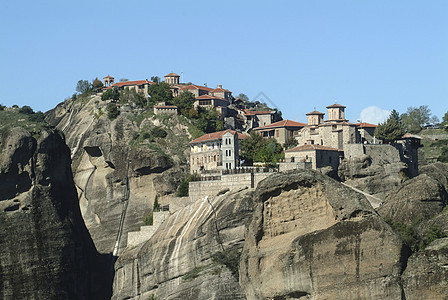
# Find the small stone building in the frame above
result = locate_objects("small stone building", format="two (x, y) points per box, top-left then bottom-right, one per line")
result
(284, 144), (340, 170)
(355, 122), (377, 144)
(189, 129), (247, 173)
(243, 110), (274, 129)
(153, 104), (178, 115)
(252, 119), (307, 145)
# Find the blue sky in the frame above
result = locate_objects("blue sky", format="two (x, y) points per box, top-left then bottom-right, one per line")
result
(1, 0), (447, 124)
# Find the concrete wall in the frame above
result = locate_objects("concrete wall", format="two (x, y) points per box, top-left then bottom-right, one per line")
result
(189, 172), (273, 202)
(126, 211), (170, 248)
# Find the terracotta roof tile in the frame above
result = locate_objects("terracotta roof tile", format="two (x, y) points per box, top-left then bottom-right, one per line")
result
(104, 75), (114, 79)
(211, 87), (231, 93)
(401, 133), (422, 139)
(326, 103), (346, 108)
(190, 130), (248, 144)
(244, 109), (273, 116)
(165, 73), (180, 77)
(196, 94), (229, 101)
(253, 119), (307, 130)
(113, 80), (154, 87)
(306, 110), (325, 115)
(355, 122), (377, 128)
(285, 144), (340, 152)
(181, 84), (213, 91)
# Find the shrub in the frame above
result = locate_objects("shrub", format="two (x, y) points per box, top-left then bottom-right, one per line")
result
(143, 212), (153, 225)
(150, 126), (167, 138)
(18, 105), (34, 115)
(28, 111), (45, 122)
(212, 247), (241, 279)
(176, 174), (198, 197)
(106, 103), (119, 120)
(0, 104), (5, 111)
(102, 88), (120, 101)
(153, 195), (160, 212)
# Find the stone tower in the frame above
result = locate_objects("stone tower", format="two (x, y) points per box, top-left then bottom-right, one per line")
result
(103, 75), (114, 87)
(222, 131), (239, 169)
(306, 110), (325, 126)
(326, 103), (347, 122)
(164, 73), (180, 85)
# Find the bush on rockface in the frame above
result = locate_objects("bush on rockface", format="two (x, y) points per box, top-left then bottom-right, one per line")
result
(106, 103), (119, 120)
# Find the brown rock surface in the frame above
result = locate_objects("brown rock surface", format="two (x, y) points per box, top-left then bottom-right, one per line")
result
(240, 170), (408, 299)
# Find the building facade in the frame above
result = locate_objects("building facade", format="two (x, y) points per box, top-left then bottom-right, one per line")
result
(189, 130), (247, 173)
(252, 119), (307, 145)
(284, 144), (340, 170)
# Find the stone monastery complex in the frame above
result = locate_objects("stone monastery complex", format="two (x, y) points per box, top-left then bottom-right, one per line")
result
(101, 73), (420, 177)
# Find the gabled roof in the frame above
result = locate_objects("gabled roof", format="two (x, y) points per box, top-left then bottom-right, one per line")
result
(181, 84), (213, 91)
(196, 94), (229, 101)
(211, 87), (231, 93)
(113, 80), (154, 87)
(400, 133), (422, 139)
(326, 103), (346, 108)
(244, 109), (273, 116)
(190, 129), (248, 144)
(355, 122), (377, 128)
(285, 144), (340, 152)
(104, 75), (114, 79)
(253, 119), (307, 130)
(306, 110), (325, 115)
(165, 73), (180, 77)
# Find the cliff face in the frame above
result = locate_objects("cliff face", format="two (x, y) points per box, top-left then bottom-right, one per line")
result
(113, 188), (254, 299)
(239, 170), (408, 299)
(0, 128), (111, 299)
(46, 96), (191, 255)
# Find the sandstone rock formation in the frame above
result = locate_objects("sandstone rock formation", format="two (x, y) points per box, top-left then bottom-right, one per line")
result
(240, 170), (409, 299)
(0, 128), (111, 299)
(338, 144), (408, 200)
(46, 96), (191, 255)
(113, 188), (254, 299)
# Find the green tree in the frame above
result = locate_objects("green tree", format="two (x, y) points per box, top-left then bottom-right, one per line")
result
(151, 76), (160, 83)
(237, 93), (249, 102)
(375, 111), (405, 143)
(106, 103), (119, 120)
(101, 87), (120, 101)
(92, 77), (103, 89)
(148, 82), (173, 105)
(240, 132), (283, 165)
(18, 105), (34, 115)
(0, 104), (5, 111)
(76, 80), (92, 94)
(172, 91), (196, 113)
(28, 111), (45, 122)
(401, 105), (431, 133)
(119, 88), (146, 107)
(195, 108), (224, 133)
(390, 109), (401, 123)
(442, 111), (448, 126)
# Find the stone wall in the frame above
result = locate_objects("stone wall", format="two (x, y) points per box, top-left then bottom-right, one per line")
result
(127, 211), (170, 248)
(189, 172), (273, 202)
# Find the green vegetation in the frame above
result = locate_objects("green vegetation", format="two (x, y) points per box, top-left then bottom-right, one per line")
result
(106, 103), (119, 120)
(148, 82), (173, 105)
(0, 106), (50, 137)
(283, 138), (298, 150)
(442, 111), (448, 127)
(182, 265), (208, 281)
(76, 79), (92, 94)
(92, 77), (103, 89)
(153, 195), (160, 212)
(119, 88), (146, 107)
(386, 217), (447, 252)
(171, 91), (196, 113)
(240, 132), (284, 165)
(375, 110), (405, 143)
(143, 212), (153, 226)
(401, 105), (432, 133)
(211, 247), (241, 279)
(101, 87), (119, 101)
(150, 126), (167, 138)
(176, 173), (199, 197)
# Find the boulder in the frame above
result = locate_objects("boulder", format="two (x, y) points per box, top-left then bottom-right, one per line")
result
(240, 170), (409, 299)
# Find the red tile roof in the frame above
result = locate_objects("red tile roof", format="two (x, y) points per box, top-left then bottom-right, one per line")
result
(355, 122), (377, 128)
(165, 73), (180, 77)
(326, 103), (346, 108)
(113, 80), (154, 87)
(285, 144), (340, 152)
(211, 87), (231, 93)
(181, 84), (213, 91)
(401, 133), (422, 139)
(244, 109), (273, 116)
(190, 129), (248, 144)
(104, 75), (114, 79)
(196, 94), (229, 101)
(253, 119), (307, 130)
(306, 110), (325, 115)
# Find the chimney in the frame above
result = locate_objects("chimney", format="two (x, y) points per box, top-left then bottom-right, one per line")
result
(217, 84), (223, 89)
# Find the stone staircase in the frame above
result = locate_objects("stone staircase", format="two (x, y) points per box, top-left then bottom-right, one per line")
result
(127, 211), (170, 248)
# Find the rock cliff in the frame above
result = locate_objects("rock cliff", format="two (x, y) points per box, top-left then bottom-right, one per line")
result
(240, 170), (409, 299)
(46, 96), (191, 255)
(0, 127), (111, 299)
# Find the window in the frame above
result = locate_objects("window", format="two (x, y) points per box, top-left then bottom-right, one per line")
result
(276, 130), (279, 137)
(291, 157), (295, 163)
(229, 150), (231, 156)
(329, 156), (332, 163)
